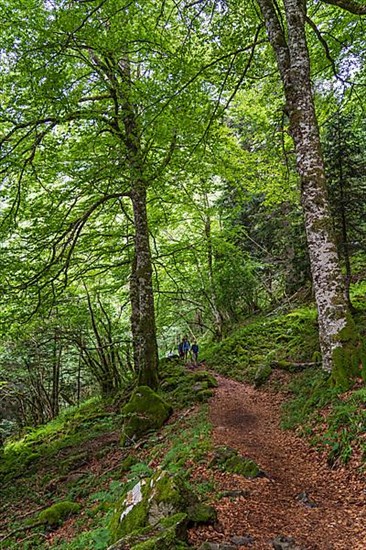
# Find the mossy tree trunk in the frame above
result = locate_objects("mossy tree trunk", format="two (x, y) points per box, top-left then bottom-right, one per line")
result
(88, 51), (159, 389)
(121, 56), (159, 390)
(130, 184), (159, 389)
(257, 0), (364, 386)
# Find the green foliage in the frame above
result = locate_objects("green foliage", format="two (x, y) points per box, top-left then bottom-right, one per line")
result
(0, 398), (121, 482)
(161, 408), (212, 474)
(281, 367), (366, 466)
(281, 368), (336, 430)
(128, 462), (154, 481)
(319, 388), (366, 466)
(38, 501), (81, 527)
(203, 307), (319, 383)
(254, 365), (273, 387)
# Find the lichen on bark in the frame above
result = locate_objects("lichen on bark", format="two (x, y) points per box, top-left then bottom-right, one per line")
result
(257, 0), (365, 386)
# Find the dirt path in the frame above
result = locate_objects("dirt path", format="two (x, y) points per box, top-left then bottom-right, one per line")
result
(190, 375), (366, 549)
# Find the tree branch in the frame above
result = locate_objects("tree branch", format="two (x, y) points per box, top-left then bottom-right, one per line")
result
(320, 0), (366, 15)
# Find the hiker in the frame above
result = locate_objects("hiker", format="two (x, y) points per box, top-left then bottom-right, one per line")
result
(178, 341), (184, 359)
(182, 336), (190, 361)
(191, 341), (199, 366)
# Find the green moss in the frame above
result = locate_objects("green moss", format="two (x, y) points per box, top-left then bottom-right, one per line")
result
(120, 455), (138, 472)
(254, 365), (272, 387)
(130, 528), (189, 550)
(118, 500), (148, 537)
(190, 372), (218, 388)
(121, 386), (172, 445)
(159, 512), (187, 529)
(38, 500), (81, 526)
(331, 314), (366, 389)
(153, 472), (183, 508)
(110, 482), (149, 543)
(225, 456), (260, 478)
(187, 503), (217, 524)
(161, 370), (217, 408)
(210, 447), (260, 478)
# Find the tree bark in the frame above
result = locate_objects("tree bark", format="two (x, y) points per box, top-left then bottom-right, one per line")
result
(130, 184), (159, 389)
(257, 0), (363, 384)
(120, 55), (159, 389)
(51, 329), (61, 418)
(204, 208), (223, 340)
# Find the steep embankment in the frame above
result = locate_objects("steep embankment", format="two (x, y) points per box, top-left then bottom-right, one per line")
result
(189, 375), (366, 550)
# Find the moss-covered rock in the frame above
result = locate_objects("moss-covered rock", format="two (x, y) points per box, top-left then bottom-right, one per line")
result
(109, 470), (215, 548)
(108, 513), (190, 550)
(121, 386), (172, 446)
(187, 503), (217, 525)
(110, 471), (187, 544)
(110, 480), (149, 541)
(254, 365), (272, 387)
(132, 513), (189, 550)
(210, 447), (260, 478)
(130, 528), (190, 550)
(190, 371), (218, 389)
(38, 500), (80, 526)
(163, 370), (218, 408)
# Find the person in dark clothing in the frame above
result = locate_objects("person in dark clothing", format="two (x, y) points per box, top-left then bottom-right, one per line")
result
(178, 341), (184, 359)
(191, 341), (199, 366)
(182, 337), (190, 361)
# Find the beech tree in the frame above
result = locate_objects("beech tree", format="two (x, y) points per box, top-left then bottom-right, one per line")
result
(255, 0), (366, 384)
(0, 0), (213, 389)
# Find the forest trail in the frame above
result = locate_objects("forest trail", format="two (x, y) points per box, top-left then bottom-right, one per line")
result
(189, 375), (366, 550)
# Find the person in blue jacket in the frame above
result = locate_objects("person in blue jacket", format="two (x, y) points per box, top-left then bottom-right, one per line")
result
(182, 336), (190, 361)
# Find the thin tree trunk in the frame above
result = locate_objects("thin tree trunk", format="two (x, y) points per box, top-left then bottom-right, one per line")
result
(51, 329), (61, 418)
(130, 253), (140, 373)
(204, 209), (223, 340)
(257, 0), (363, 384)
(336, 119), (353, 310)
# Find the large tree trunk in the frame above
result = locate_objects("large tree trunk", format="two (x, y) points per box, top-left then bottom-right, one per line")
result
(130, 184), (159, 389)
(257, 0), (363, 385)
(120, 55), (159, 389)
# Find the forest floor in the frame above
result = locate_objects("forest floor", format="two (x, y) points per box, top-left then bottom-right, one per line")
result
(1, 366), (366, 549)
(189, 372), (366, 550)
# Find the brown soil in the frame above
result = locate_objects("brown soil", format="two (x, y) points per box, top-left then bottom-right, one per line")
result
(189, 375), (366, 550)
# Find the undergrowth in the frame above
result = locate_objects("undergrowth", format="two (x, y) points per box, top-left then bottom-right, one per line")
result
(203, 296), (366, 469)
(2, 298), (366, 548)
(282, 368), (366, 466)
(0, 397), (120, 483)
(0, 362), (213, 549)
(202, 306), (320, 383)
